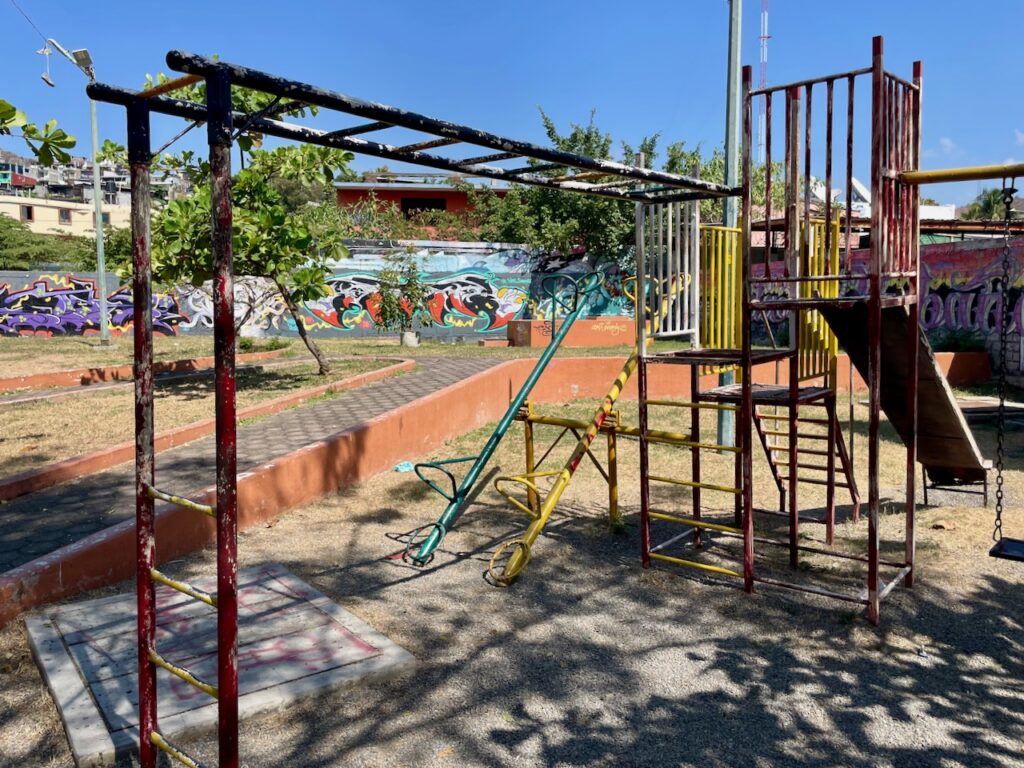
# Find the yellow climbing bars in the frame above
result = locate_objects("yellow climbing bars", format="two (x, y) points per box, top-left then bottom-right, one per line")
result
(490, 349), (640, 584)
(797, 219), (841, 383)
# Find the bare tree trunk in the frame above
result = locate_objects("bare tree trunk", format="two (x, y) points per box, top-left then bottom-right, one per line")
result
(273, 278), (331, 375)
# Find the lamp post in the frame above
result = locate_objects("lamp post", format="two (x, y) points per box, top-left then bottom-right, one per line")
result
(48, 38), (110, 345)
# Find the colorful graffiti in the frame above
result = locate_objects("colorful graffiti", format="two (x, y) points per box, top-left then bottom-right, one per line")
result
(748, 238), (1024, 357)
(2, 238), (1020, 357)
(306, 268), (529, 333)
(0, 274), (182, 336)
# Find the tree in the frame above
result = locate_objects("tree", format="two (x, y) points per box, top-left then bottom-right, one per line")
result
(0, 100), (75, 166)
(151, 145), (354, 374)
(963, 188), (1012, 221)
(0, 216), (94, 270)
(127, 69), (356, 372)
(374, 252), (429, 343)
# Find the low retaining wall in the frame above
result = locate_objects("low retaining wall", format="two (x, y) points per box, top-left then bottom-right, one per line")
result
(0, 349), (289, 392)
(0, 349), (991, 625)
(507, 317), (635, 347)
(0, 359), (413, 503)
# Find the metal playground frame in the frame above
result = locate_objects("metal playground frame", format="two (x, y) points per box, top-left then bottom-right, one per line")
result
(89, 52), (733, 768)
(88, 34), (1022, 768)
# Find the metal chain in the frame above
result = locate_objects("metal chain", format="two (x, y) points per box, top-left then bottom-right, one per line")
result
(994, 182), (1017, 542)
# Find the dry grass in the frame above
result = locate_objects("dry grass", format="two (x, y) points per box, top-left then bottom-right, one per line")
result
(2, 398), (1022, 767)
(0, 335), (220, 378)
(0, 358), (391, 479)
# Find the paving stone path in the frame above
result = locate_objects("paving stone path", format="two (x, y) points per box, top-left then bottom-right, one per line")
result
(0, 358), (497, 574)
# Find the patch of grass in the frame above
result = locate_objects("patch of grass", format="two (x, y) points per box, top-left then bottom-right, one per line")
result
(0, 358), (390, 480)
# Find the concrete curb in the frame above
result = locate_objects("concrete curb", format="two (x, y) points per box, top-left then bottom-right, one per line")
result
(0, 348), (289, 392)
(0, 358), (414, 502)
(0, 350), (990, 625)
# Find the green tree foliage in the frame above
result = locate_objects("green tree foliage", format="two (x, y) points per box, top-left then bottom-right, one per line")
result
(374, 252), (429, 338)
(461, 111), (783, 268)
(962, 188), (1014, 221)
(151, 142), (354, 374)
(0, 100), (76, 166)
(0, 216), (93, 271)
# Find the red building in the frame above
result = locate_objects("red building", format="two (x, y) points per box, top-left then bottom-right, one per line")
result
(334, 172), (506, 217)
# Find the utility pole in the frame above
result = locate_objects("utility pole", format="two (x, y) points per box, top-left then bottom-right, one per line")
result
(49, 39), (110, 345)
(718, 0), (742, 446)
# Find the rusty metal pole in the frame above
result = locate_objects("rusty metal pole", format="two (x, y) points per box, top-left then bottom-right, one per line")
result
(128, 97), (157, 768)
(787, 86), (801, 569)
(905, 60), (923, 588)
(206, 67), (239, 767)
(866, 36), (885, 624)
(741, 65), (755, 593)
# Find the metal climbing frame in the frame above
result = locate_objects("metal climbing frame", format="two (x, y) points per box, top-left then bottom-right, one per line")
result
(637, 36), (919, 624)
(407, 271), (603, 566)
(89, 51), (737, 767)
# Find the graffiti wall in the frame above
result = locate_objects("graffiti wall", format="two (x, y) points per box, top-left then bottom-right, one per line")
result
(3, 236), (1020, 369)
(749, 237), (1024, 370)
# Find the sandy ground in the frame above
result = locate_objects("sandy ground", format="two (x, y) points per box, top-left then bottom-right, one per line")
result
(2, 401), (1022, 767)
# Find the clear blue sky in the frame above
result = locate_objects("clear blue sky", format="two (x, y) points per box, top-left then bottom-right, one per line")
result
(2, 0), (1021, 205)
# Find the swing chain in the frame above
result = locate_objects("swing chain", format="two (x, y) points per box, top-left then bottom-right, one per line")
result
(994, 182), (1016, 543)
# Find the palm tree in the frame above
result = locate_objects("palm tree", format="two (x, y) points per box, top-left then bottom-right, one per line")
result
(962, 188), (1009, 220)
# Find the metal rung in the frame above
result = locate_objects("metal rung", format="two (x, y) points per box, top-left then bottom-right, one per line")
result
(150, 568), (217, 607)
(149, 649), (218, 698)
(146, 485), (215, 517)
(763, 431), (828, 440)
(138, 74), (203, 99)
(460, 151), (520, 165)
(150, 731), (207, 768)
(649, 527), (696, 553)
(648, 475), (741, 494)
(646, 399), (739, 412)
(395, 137), (461, 153)
(797, 463), (830, 472)
(649, 510), (742, 534)
(327, 121), (391, 137)
(797, 417), (830, 426)
(649, 551), (742, 578)
(781, 476), (849, 488)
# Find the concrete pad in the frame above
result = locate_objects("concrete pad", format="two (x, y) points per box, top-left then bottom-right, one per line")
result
(26, 563), (415, 767)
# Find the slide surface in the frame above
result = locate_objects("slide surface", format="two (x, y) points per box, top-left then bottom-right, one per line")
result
(819, 303), (989, 483)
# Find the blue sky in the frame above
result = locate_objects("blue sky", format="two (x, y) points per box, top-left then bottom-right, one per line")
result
(2, 0), (1021, 205)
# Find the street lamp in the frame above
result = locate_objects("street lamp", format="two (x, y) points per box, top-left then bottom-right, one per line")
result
(48, 38), (110, 345)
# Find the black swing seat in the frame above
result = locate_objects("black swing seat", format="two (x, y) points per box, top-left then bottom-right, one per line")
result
(990, 538), (1024, 561)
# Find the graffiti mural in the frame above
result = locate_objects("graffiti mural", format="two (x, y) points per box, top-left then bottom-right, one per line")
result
(2, 237), (1020, 363)
(748, 238), (1024, 364)
(306, 268), (529, 333)
(0, 273), (182, 336)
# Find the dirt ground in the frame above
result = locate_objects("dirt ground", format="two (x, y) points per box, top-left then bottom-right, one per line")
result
(1, 400), (1022, 767)
(0, 358), (390, 479)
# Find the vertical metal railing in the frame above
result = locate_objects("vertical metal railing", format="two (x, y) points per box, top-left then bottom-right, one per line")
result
(642, 200), (700, 343)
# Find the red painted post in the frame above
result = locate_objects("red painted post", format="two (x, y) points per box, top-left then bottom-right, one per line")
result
(824, 80), (834, 275)
(764, 91), (773, 279)
(741, 66), (755, 593)
(690, 365), (703, 545)
(844, 75), (855, 278)
(866, 35), (885, 624)
(206, 68), (239, 768)
(905, 60), (923, 588)
(128, 98), (157, 768)
(788, 85), (801, 569)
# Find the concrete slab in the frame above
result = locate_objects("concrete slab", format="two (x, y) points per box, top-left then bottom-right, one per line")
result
(26, 563), (416, 767)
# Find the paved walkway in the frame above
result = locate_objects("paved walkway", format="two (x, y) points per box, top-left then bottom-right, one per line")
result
(0, 358), (497, 574)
